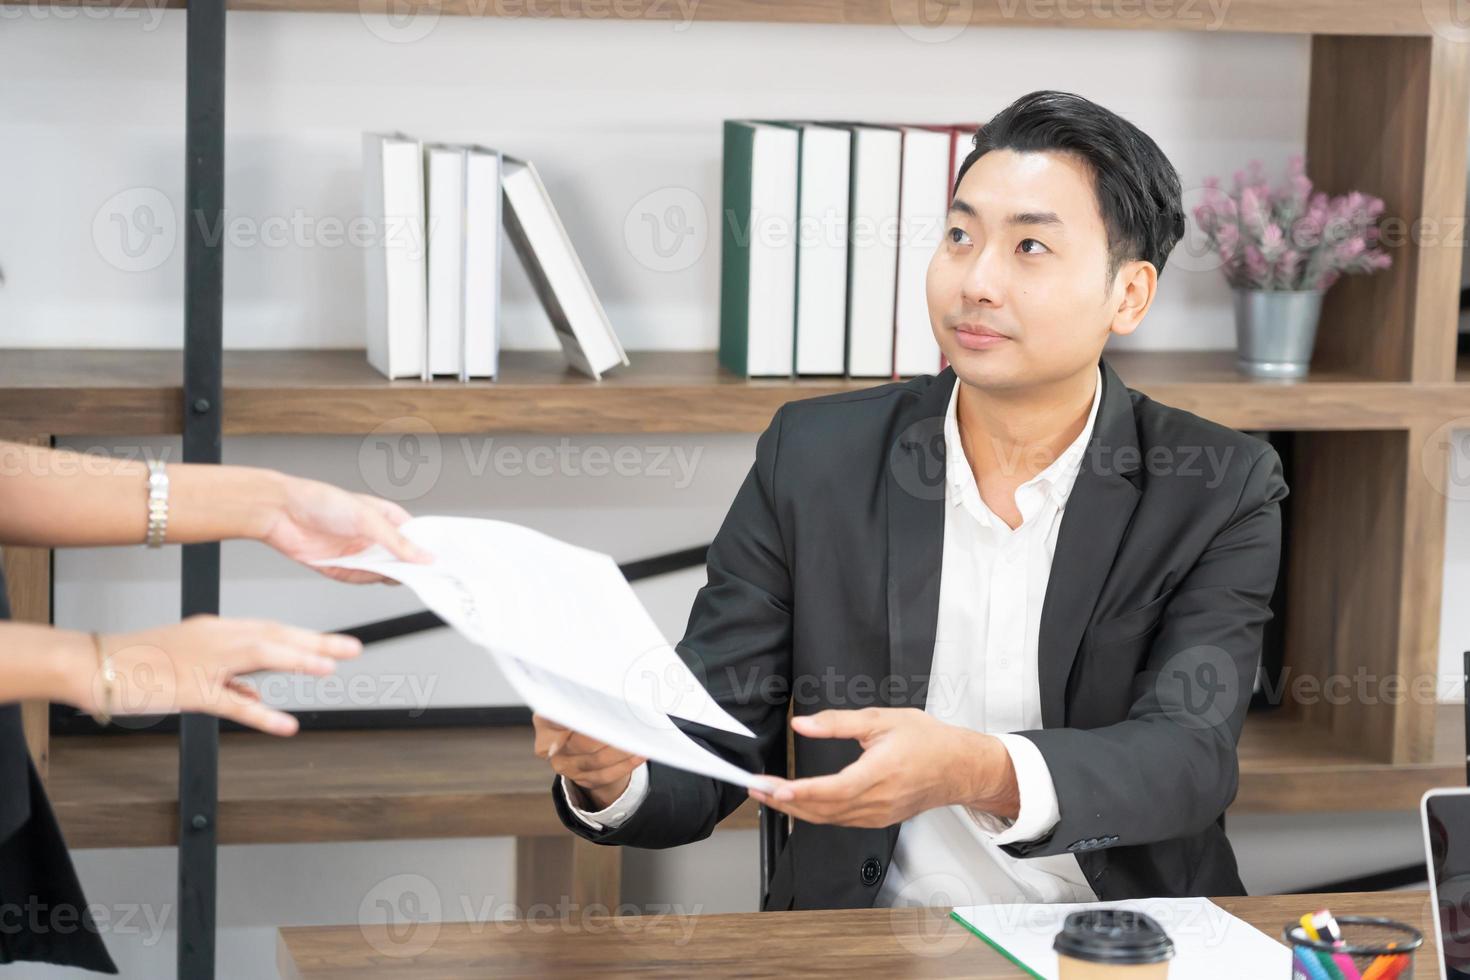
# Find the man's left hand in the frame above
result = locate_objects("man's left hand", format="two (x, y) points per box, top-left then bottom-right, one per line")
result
(748, 707), (1020, 829)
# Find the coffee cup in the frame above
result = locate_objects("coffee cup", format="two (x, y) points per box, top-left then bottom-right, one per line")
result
(1054, 908), (1175, 979)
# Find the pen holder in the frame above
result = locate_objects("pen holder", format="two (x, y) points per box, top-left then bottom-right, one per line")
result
(1283, 916), (1423, 980)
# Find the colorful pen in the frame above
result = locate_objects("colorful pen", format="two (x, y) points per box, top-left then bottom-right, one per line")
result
(1296, 948), (1333, 980)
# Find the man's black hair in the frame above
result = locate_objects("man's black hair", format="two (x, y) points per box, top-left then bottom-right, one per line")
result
(954, 90), (1185, 288)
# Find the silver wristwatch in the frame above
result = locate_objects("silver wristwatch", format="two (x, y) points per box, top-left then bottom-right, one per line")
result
(145, 459), (169, 548)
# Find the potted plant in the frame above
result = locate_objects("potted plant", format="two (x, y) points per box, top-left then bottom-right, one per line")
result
(1194, 156), (1392, 379)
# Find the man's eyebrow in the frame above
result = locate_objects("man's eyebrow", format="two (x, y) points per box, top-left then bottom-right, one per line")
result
(946, 198), (1066, 229)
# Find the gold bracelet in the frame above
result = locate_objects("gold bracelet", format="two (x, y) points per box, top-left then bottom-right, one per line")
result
(90, 631), (116, 726)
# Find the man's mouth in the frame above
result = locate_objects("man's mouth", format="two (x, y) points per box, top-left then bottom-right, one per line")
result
(954, 323), (1011, 350)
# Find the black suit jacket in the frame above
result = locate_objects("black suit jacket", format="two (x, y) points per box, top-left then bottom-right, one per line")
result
(554, 356), (1288, 910)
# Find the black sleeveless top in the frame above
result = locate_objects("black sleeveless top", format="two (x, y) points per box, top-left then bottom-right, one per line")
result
(0, 561), (118, 973)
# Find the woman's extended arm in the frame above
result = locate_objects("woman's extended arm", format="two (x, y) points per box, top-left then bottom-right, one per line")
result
(0, 440), (432, 582)
(0, 615), (363, 736)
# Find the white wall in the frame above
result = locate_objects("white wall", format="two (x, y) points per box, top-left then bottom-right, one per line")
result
(1, 12), (1466, 979)
(2, 12), (1309, 351)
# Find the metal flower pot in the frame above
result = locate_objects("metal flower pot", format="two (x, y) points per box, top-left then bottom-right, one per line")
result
(1232, 288), (1324, 379)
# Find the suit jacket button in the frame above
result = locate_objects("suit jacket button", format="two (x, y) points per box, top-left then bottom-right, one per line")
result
(860, 857), (882, 886)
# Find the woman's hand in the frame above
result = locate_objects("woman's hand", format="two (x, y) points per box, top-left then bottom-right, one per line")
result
(252, 472), (434, 584)
(68, 615), (365, 736)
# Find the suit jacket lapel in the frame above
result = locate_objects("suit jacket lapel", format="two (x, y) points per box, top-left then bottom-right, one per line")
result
(884, 368), (956, 710)
(1037, 357), (1143, 728)
(882, 358), (1143, 728)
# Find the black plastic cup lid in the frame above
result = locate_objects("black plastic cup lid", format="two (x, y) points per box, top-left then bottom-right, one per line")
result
(1053, 909), (1177, 965)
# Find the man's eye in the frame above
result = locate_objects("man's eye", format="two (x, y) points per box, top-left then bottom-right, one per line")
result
(1018, 238), (1050, 255)
(947, 227), (971, 245)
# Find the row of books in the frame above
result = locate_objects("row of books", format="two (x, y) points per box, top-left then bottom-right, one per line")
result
(720, 120), (976, 379)
(362, 133), (629, 382)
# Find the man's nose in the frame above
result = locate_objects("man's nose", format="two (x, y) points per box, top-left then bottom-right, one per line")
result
(959, 245), (1006, 306)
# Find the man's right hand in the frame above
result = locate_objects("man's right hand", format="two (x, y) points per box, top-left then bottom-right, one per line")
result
(532, 713), (647, 811)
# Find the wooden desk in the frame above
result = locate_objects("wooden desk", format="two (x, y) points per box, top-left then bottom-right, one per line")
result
(277, 890), (1435, 979)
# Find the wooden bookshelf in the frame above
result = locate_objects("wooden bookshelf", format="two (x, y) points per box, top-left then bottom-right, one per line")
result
(5, 0), (1469, 925)
(44, 704), (1463, 852)
(3, 347), (1470, 440)
(0, 0), (1450, 37)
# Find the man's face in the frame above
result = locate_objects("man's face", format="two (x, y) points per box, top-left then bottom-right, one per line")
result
(926, 147), (1139, 390)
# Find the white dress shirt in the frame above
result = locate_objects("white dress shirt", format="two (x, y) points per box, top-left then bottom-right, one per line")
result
(562, 366), (1104, 909)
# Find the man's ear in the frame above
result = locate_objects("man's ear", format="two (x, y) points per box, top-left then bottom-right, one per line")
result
(1108, 260), (1157, 338)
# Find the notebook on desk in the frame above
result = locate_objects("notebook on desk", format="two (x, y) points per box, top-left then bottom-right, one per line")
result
(951, 896), (1290, 979)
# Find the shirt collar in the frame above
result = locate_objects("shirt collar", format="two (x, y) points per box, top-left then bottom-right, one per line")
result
(944, 364), (1103, 516)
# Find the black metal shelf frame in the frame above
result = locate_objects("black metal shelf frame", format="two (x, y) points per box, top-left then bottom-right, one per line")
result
(178, 0), (226, 973)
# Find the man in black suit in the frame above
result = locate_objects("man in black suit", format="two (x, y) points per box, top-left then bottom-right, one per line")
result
(534, 89), (1287, 911)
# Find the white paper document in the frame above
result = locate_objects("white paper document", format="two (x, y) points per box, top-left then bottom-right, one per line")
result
(952, 897), (1290, 979)
(313, 516), (769, 791)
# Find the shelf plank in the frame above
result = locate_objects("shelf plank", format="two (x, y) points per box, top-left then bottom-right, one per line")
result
(1232, 702), (1466, 813)
(3, 348), (1468, 438)
(48, 705), (1465, 850)
(46, 723), (759, 849)
(0, 0), (1445, 36)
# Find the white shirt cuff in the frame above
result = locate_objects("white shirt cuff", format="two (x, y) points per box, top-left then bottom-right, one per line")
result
(965, 733), (1062, 846)
(561, 762), (650, 831)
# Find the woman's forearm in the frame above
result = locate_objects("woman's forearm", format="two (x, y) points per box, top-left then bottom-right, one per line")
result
(0, 441), (286, 548)
(0, 622), (94, 707)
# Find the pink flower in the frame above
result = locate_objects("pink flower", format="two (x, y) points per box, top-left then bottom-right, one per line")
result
(1261, 224), (1285, 253)
(1244, 244), (1269, 286)
(1197, 159), (1392, 291)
